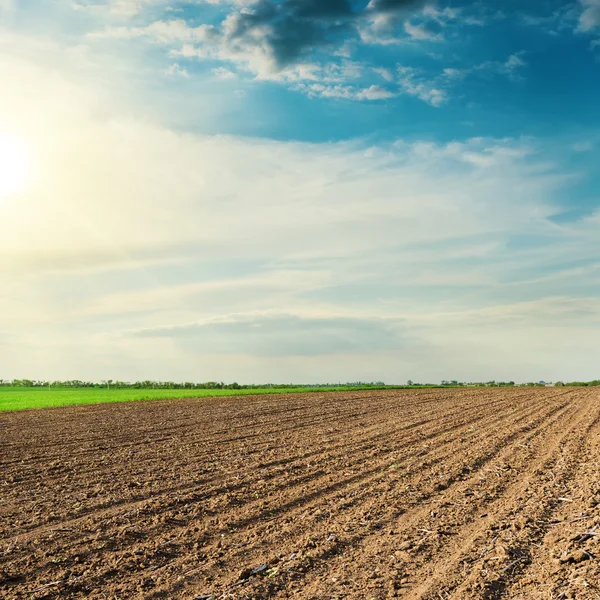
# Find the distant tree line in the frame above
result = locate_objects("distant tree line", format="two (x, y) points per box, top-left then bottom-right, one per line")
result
(409, 380), (600, 387)
(1, 378), (599, 389)
(0, 379), (386, 389)
(407, 380), (517, 387)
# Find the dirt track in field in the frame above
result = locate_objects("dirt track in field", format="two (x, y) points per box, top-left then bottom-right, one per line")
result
(2, 388), (600, 599)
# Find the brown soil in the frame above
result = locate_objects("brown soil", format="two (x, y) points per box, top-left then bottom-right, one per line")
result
(1, 388), (600, 599)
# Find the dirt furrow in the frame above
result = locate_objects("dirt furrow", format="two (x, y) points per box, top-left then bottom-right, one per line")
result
(403, 389), (600, 599)
(41, 394), (564, 596)
(0, 390), (531, 541)
(213, 390), (576, 599)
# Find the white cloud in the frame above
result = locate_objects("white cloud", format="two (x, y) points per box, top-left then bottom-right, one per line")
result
(89, 19), (216, 43)
(473, 52), (527, 80)
(397, 66), (447, 106)
(503, 52), (527, 73)
(422, 5), (460, 23)
(359, 17), (401, 45)
(438, 52), (528, 86)
(271, 61), (365, 85)
(131, 312), (409, 356)
(442, 67), (466, 80)
(360, 3), (479, 46)
(355, 85), (396, 100)
(0, 0), (14, 14)
(572, 140), (595, 152)
(73, 0), (167, 18)
(404, 21), (442, 41)
(518, 5), (577, 37)
(212, 66), (236, 79)
(292, 81), (396, 101)
(165, 62), (189, 77)
(578, 0), (600, 31)
(76, 0), (250, 17)
(523, 1), (600, 41)
(333, 42), (353, 58)
(373, 67), (394, 82)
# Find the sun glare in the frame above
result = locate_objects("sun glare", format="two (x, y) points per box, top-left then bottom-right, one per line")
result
(0, 133), (32, 198)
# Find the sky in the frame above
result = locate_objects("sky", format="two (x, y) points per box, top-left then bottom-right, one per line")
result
(0, 0), (599, 384)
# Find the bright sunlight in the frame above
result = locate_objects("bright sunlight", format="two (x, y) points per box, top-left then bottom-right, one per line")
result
(0, 133), (32, 198)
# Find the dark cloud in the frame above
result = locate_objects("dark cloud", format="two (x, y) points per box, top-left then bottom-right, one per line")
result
(133, 313), (408, 356)
(222, 0), (429, 70)
(224, 0), (356, 69)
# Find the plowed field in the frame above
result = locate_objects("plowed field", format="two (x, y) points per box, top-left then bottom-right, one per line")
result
(2, 388), (600, 599)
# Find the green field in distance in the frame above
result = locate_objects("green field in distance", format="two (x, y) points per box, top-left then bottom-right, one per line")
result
(0, 385), (399, 412)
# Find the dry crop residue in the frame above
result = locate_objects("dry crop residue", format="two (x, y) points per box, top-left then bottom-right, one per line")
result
(1, 388), (600, 599)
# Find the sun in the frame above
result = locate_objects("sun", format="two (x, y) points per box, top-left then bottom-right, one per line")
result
(0, 133), (32, 198)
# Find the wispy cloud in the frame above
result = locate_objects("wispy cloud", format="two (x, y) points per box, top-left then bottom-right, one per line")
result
(397, 65), (447, 105)
(212, 66), (236, 79)
(520, 0), (600, 51)
(88, 19), (215, 43)
(131, 312), (409, 356)
(404, 21), (443, 41)
(578, 0), (600, 32)
(74, 0), (170, 18)
(0, 0), (14, 14)
(440, 52), (528, 84)
(165, 62), (189, 77)
(473, 51), (528, 81)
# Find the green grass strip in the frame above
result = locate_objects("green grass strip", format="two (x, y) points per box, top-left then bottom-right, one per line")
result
(0, 385), (409, 412)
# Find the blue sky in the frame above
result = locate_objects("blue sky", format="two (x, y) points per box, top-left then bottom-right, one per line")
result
(0, 0), (599, 383)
